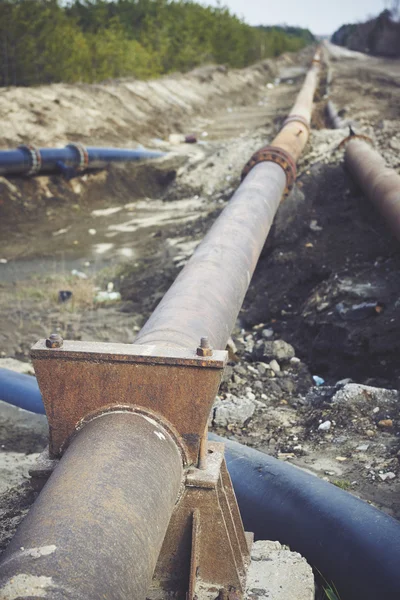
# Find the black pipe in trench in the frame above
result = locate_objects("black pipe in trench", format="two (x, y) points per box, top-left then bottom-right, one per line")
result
(210, 433), (400, 600)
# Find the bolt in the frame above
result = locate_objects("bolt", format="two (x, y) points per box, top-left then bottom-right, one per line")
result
(45, 333), (63, 349)
(196, 336), (213, 357)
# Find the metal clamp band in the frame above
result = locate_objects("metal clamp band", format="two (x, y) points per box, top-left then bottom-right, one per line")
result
(66, 142), (89, 171)
(338, 132), (374, 150)
(282, 114), (310, 132)
(241, 145), (297, 197)
(18, 144), (42, 176)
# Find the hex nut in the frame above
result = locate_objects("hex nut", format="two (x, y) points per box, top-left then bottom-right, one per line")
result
(196, 346), (213, 357)
(46, 333), (63, 349)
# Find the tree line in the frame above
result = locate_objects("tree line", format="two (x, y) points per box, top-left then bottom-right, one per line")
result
(0, 0), (314, 87)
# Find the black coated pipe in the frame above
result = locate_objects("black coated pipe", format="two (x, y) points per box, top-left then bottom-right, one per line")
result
(0, 368), (44, 414)
(0, 412), (183, 600)
(326, 100), (345, 129)
(0, 146), (165, 176)
(210, 433), (400, 600)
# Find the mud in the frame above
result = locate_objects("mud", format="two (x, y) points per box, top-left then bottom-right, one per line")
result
(1, 42), (400, 555)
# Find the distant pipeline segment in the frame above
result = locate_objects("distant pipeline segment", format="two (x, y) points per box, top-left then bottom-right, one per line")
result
(324, 43), (400, 242)
(0, 144), (165, 177)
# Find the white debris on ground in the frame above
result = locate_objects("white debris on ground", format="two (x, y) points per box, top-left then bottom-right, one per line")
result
(0, 452), (39, 495)
(0, 359), (34, 375)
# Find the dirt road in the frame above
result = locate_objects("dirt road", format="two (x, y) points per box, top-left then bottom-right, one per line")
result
(1, 43), (400, 549)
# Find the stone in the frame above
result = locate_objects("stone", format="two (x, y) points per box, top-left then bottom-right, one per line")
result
(356, 444), (369, 452)
(332, 384), (399, 409)
(213, 394), (255, 427)
(379, 472), (396, 481)
(222, 365), (234, 383)
(318, 421), (332, 432)
(336, 378), (353, 386)
(269, 359), (280, 373)
(378, 419), (393, 428)
(261, 328), (274, 339)
(256, 363), (267, 375)
(279, 379), (295, 394)
(234, 365), (247, 376)
(255, 340), (295, 363)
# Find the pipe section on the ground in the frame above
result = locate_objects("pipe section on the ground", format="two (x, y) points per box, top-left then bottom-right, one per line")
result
(210, 434), (400, 600)
(0, 146), (165, 177)
(326, 100), (345, 129)
(0, 368), (44, 414)
(0, 412), (183, 600)
(345, 138), (400, 241)
(135, 51), (321, 352)
(270, 52), (320, 162)
(135, 161), (287, 351)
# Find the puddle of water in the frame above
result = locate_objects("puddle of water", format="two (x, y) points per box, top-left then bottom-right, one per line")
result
(1, 196), (206, 284)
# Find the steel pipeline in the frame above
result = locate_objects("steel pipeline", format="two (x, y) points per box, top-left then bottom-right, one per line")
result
(0, 412), (183, 600)
(0, 145), (165, 176)
(345, 138), (400, 241)
(135, 51), (321, 352)
(325, 43), (400, 241)
(0, 52), (321, 599)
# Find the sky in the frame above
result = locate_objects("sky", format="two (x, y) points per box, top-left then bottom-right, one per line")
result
(201, 0), (390, 35)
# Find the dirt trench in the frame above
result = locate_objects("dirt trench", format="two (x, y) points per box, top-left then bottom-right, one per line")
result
(1, 43), (400, 552)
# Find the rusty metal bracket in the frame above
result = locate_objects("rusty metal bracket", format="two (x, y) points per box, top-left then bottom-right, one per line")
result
(150, 442), (252, 599)
(241, 145), (297, 196)
(29, 442), (252, 600)
(31, 339), (227, 466)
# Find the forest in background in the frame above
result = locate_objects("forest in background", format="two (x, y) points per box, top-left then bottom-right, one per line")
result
(332, 9), (400, 57)
(0, 0), (314, 87)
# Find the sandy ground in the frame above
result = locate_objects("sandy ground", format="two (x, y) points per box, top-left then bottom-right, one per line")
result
(1, 42), (400, 556)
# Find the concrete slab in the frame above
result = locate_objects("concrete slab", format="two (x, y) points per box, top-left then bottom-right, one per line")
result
(245, 540), (314, 600)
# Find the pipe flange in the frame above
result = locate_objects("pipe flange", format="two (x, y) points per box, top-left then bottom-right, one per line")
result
(282, 114), (310, 132)
(18, 144), (42, 176)
(338, 133), (374, 150)
(241, 145), (297, 196)
(66, 142), (89, 171)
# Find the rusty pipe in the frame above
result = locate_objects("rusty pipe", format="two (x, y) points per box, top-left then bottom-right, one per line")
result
(0, 412), (183, 600)
(135, 53), (320, 352)
(271, 56), (320, 163)
(135, 161), (287, 351)
(345, 139), (400, 241)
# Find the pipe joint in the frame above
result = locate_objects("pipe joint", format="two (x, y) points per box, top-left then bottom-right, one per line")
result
(18, 144), (42, 176)
(282, 114), (310, 132)
(66, 142), (89, 171)
(241, 145), (297, 196)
